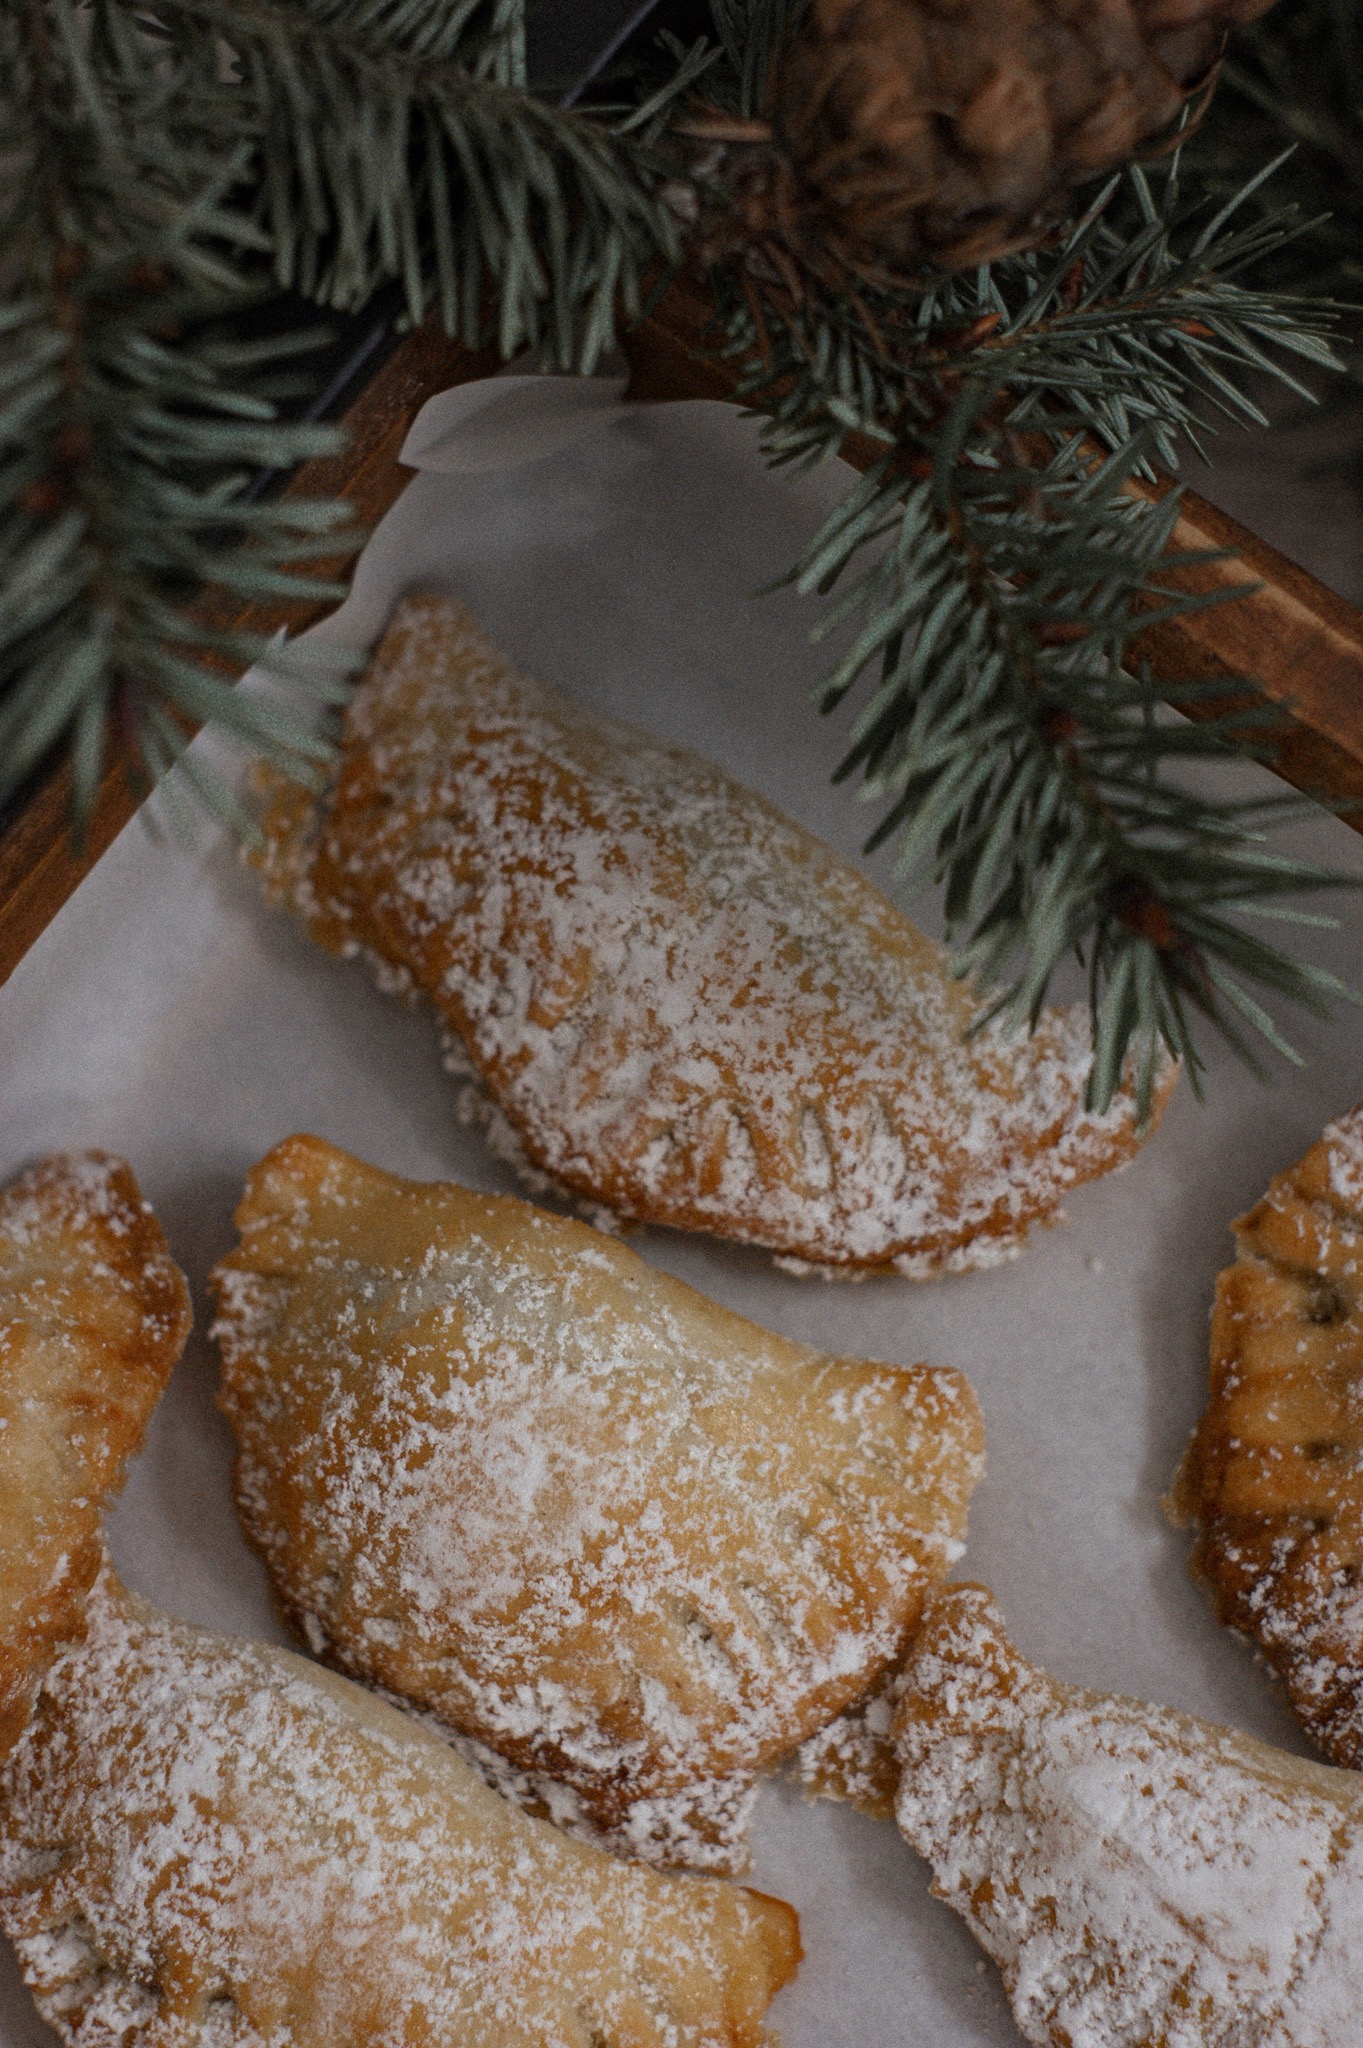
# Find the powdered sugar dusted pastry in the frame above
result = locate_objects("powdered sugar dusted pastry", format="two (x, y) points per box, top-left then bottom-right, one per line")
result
(792, 1675), (906, 1819)
(256, 594), (1171, 1275)
(1171, 1105), (1363, 1769)
(894, 1583), (1363, 2048)
(0, 1153), (189, 1757)
(0, 1559), (800, 2048)
(210, 1133), (985, 1871)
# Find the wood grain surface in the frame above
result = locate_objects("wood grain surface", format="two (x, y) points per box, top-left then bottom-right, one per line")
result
(3, 279), (1362, 989)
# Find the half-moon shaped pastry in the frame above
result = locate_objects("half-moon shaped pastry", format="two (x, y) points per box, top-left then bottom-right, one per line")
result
(210, 1133), (985, 1870)
(255, 594), (1172, 1274)
(0, 1560), (800, 2048)
(894, 1583), (1363, 2048)
(1171, 1104), (1363, 1769)
(0, 1152), (190, 1757)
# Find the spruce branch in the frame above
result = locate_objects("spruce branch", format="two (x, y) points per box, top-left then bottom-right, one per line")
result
(706, 0), (805, 117)
(104, 0), (702, 369)
(0, 0), (360, 824)
(697, 138), (1354, 1109)
(2, 0), (716, 814)
(1190, 0), (1363, 299)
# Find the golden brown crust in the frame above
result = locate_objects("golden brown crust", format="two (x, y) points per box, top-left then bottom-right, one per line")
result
(0, 1562), (800, 2048)
(210, 1133), (984, 1870)
(0, 1154), (190, 1758)
(257, 595), (1173, 1274)
(1171, 1105), (1363, 1768)
(894, 1583), (1363, 2048)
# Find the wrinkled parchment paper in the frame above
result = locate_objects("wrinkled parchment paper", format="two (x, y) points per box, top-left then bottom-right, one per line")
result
(3, 375), (1363, 2047)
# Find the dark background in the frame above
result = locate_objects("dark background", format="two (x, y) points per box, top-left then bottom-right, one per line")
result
(527, 0), (666, 99)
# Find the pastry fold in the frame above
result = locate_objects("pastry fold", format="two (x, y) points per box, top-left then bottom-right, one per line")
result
(894, 1583), (1363, 2048)
(0, 1560), (800, 2048)
(257, 595), (1171, 1273)
(210, 1133), (985, 1869)
(1171, 1104), (1363, 1767)
(0, 1153), (190, 1756)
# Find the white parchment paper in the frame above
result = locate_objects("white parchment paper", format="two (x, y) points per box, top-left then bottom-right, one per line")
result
(3, 376), (1363, 2047)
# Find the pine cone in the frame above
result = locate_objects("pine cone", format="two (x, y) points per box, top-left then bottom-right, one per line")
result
(779, 0), (1279, 274)
(704, 0), (1279, 285)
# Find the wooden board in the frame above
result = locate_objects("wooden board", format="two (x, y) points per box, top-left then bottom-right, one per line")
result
(3, 279), (1363, 990)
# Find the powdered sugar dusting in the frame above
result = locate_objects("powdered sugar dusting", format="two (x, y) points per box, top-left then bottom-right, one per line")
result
(2, 1154), (139, 1256)
(0, 1563), (799, 2046)
(0, 1152), (186, 1378)
(260, 596), (1171, 1273)
(792, 1673), (907, 1818)
(211, 1135), (984, 1872)
(1323, 1105), (1363, 1215)
(384, 1700), (763, 1876)
(0, 1154), (190, 1758)
(0, 1153), (188, 1369)
(895, 1585), (1363, 2048)
(1172, 1101), (1363, 1769)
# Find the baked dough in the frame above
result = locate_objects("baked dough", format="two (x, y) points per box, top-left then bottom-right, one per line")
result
(210, 1133), (984, 1870)
(792, 1675), (906, 1819)
(256, 594), (1172, 1274)
(1171, 1104), (1363, 1768)
(894, 1582), (1363, 2048)
(0, 1153), (190, 1757)
(0, 1559), (800, 2048)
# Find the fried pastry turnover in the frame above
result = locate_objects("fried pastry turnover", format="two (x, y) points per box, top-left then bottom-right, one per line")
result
(0, 1152), (189, 1757)
(210, 1133), (985, 1871)
(0, 1559), (800, 2048)
(256, 594), (1171, 1275)
(894, 1583), (1363, 2048)
(1171, 1105), (1363, 1768)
